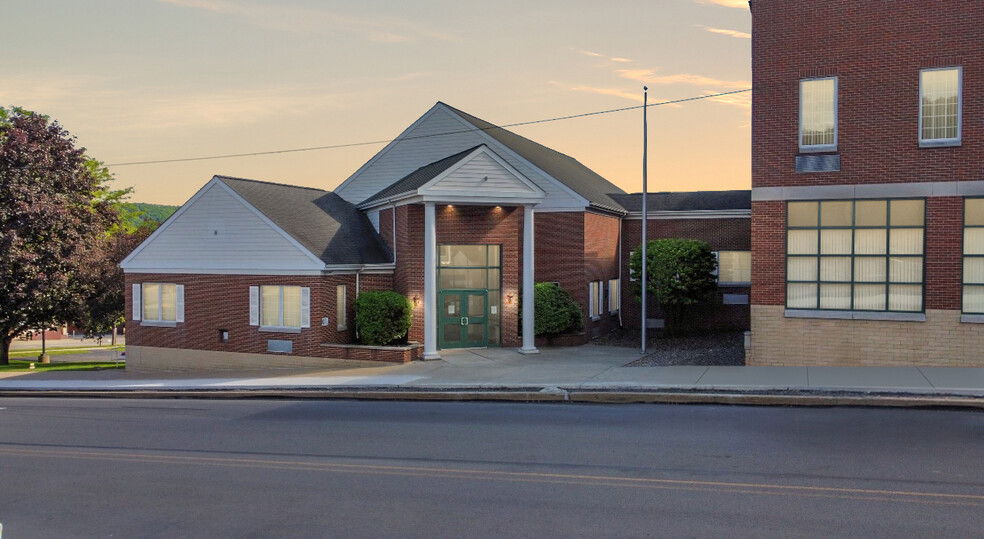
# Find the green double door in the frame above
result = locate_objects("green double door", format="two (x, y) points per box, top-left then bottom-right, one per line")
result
(439, 290), (488, 348)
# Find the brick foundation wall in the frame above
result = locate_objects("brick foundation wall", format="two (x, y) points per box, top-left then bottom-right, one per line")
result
(620, 217), (752, 331)
(748, 305), (984, 367)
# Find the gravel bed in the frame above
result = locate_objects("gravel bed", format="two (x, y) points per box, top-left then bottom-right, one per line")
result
(594, 329), (746, 367)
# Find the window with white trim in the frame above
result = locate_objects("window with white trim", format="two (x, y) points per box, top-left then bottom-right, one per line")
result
(261, 285), (302, 328)
(963, 198), (984, 314)
(139, 283), (182, 323)
(336, 285), (347, 330)
(589, 281), (602, 319)
(920, 67), (961, 146)
(800, 77), (837, 151)
(786, 199), (924, 312)
(608, 278), (619, 313)
(717, 251), (752, 284)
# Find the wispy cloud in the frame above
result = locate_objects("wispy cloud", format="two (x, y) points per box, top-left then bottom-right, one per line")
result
(574, 49), (633, 63)
(702, 90), (751, 108)
(551, 82), (682, 107)
(616, 69), (750, 90)
(156, 0), (457, 43)
(701, 26), (750, 39)
(695, 0), (749, 8)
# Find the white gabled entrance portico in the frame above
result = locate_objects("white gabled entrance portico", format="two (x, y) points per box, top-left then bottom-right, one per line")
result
(415, 146), (545, 359)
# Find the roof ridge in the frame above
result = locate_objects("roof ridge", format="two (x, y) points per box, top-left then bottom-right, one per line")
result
(215, 175), (329, 194)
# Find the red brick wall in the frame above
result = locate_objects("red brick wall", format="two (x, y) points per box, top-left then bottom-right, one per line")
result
(750, 201), (786, 306)
(124, 273), (396, 359)
(584, 212), (622, 337)
(924, 197), (963, 311)
(621, 217), (752, 330)
(752, 1), (984, 189)
(394, 204), (424, 342)
(535, 211), (586, 313)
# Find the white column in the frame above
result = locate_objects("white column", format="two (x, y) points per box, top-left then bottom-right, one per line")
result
(423, 203), (440, 360)
(519, 204), (538, 354)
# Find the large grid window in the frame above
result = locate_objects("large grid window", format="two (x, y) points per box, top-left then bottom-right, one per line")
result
(920, 67), (961, 145)
(964, 199), (984, 314)
(800, 77), (837, 151)
(786, 199), (925, 312)
(142, 283), (177, 322)
(261, 285), (302, 328)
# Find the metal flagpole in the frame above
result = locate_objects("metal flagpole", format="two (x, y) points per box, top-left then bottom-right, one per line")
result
(641, 86), (648, 354)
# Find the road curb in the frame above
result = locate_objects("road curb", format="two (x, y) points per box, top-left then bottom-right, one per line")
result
(0, 387), (982, 408)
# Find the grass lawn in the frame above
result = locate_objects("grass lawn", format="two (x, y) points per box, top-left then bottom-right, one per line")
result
(0, 360), (124, 372)
(8, 346), (124, 359)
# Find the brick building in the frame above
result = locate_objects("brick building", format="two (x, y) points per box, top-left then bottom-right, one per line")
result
(122, 103), (751, 370)
(747, 0), (984, 366)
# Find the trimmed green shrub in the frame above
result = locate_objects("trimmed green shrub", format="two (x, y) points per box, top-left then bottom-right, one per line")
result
(532, 282), (583, 336)
(628, 238), (718, 334)
(355, 291), (413, 346)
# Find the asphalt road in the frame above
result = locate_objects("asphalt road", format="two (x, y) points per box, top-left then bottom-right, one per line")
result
(0, 399), (981, 538)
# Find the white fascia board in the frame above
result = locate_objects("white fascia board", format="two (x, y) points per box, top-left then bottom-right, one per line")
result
(358, 193), (422, 211)
(123, 268), (326, 276)
(437, 103), (590, 207)
(624, 209), (751, 219)
(334, 104), (446, 200)
(420, 194), (545, 206)
(213, 179), (327, 270)
(120, 178), (219, 269)
(324, 263), (396, 275)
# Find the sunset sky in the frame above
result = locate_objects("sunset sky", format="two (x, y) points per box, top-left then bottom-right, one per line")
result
(3, 0), (751, 206)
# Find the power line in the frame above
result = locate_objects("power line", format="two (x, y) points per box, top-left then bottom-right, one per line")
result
(106, 88), (751, 167)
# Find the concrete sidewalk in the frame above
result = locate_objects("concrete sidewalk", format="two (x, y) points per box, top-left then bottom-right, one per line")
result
(1, 345), (982, 406)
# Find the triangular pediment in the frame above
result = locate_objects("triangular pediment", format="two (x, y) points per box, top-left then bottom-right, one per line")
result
(418, 147), (545, 203)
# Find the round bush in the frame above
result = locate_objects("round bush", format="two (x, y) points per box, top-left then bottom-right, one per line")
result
(355, 291), (413, 346)
(533, 283), (583, 336)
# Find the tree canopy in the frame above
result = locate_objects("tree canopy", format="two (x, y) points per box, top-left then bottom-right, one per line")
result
(629, 238), (718, 334)
(0, 107), (124, 363)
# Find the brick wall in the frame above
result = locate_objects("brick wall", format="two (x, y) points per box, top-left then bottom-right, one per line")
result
(752, 0), (984, 189)
(125, 272), (394, 361)
(620, 216), (752, 330)
(584, 212), (622, 337)
(750, 201), (785, 306)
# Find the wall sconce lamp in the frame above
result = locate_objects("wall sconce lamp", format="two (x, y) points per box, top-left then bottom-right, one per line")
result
(506, 294), (514, 305)
(412, 295), (420, 307)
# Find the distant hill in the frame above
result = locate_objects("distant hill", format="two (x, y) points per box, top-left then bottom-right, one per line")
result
(125, 203), (178, 228)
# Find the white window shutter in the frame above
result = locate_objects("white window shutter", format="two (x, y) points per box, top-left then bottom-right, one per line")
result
(300, 287), (311, 328)
(175, 285), (185, 323)
(249, 286), (259, 326)
(132, 284), (141, 321)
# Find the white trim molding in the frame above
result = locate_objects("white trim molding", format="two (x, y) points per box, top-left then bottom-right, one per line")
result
(752, 180), (984, 202)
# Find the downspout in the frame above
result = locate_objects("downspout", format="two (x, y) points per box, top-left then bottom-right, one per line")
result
(618, 216), (623, 328)
(391, 203), (397, 263)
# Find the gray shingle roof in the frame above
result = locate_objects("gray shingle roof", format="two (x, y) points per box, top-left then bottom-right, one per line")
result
(218, 176), (391, 266)
(608, 190), (751, 212)
(361, 145), (483, 206)
(441, 103), (628, 213)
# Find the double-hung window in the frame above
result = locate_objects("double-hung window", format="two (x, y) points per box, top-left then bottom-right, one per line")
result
(716, 251), (752, 284)
(250, 285), (309, 331)
(800, 77), (837, 152)
(608, 278), (620, 313)
(588, 281), (603, 319)
(919, 67), (961, 147)
(134, 283), (183, 325)
(964, 199), (984, 314)
(786, 199), (924, 312)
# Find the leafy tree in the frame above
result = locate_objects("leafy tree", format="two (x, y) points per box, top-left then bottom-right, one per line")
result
(532, 283), (583, 336)
(72, 222), (157, 342)
(629, 238), (718, 334)
(0, 108), (121, 364)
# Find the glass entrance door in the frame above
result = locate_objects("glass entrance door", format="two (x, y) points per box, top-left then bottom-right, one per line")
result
(439, 290), (488, 348)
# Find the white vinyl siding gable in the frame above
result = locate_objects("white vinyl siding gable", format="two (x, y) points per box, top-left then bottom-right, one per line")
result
(424, 152), (539, 197)
(334, 106), (584, 210)
(122, 182), (323, 273)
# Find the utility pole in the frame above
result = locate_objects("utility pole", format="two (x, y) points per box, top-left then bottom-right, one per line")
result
(641, 86), (648, 354)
